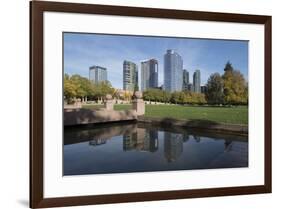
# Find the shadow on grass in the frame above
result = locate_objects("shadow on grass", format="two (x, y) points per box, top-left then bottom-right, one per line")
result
(139, 117), (248, 136)
(145, 117), (220, 126)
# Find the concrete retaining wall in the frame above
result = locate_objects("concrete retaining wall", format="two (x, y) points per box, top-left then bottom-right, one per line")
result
(64, 109), (247, 135)
(64, 108), (137, 126)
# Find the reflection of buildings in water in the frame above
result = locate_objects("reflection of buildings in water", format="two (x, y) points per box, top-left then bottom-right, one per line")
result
(148, 131), (158, 152)
(164, 132), (184, 162)
(123, 132), (138, 151)
(123, 128), (158, 152)
(183, 133), (190, 142)
(89, 138), (107, 146)
(193, 135), (201, 143)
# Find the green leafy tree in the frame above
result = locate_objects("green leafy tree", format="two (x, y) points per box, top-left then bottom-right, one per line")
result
(64, 74), (77, 101)
(224, 61), (234, 72)
(64, 78), (77, 99)
(143, 89), (157, 102)
(222, 62), (248, 105)
(91, 81), (115, 100)
(206, 73), (224, 104)
(194, 93), (207, 104)
(63, 74), (116, 103)
(70, 74), (87, 99)
(171, 91), (184, 104)
(162, 91), (171, 103)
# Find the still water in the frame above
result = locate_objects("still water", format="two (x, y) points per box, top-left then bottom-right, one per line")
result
(64, 122), (248, 175)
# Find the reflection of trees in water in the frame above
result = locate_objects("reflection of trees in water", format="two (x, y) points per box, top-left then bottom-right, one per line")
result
(183, 133), (190, 142)
(224, 140), (233, 152)
(123, 128), (158, 152)
(193, 135), (201, 143)
(164, 133), (183, 162)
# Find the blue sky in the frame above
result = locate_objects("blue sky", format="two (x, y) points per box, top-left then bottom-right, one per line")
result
(64, 32), (248, 89)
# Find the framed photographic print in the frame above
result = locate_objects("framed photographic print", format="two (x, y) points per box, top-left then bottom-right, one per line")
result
(30, 0), (272, 208)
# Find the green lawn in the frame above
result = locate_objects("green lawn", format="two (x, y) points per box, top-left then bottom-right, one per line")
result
(82, 104), (248, 125)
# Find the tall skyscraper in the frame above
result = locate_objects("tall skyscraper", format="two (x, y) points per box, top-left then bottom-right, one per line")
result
(193, 69), (201, 93)
(141, 59), (158, 91)
(182, 69), (189, 91)
(123, 60), (138, 91)
(89, 65), (107, 83)
(164, 49), (183, 92)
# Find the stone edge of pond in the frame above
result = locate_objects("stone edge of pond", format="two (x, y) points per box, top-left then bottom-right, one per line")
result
(138, 116), (248, 135)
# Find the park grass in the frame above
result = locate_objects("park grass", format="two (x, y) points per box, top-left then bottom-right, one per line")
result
(82, 104), (248, 125)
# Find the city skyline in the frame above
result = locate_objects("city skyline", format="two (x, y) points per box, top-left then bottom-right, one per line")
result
(64, 32), (248, 89)
(89, 56), (202, 93)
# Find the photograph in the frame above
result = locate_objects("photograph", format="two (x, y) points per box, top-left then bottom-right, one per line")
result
(29, 1), (272, 207)
(63, 32), (249, 176)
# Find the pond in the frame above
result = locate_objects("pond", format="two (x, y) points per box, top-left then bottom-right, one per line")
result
(64, 122), (248, 175)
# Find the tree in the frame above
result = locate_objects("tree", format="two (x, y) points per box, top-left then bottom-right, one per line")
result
(64, 78), (77, 99)
(222, 62), (248, 105)
(224, 61), (234, 72)
(70, 74), (88, 99)
(64, 74), (77, 100)
(195, 93), (207, 104)
(91, 81), (115, 101)
(206, 73), (224, 104)
(171, 92), (183, 104)
(162, 91), (171, 103)
(63, 74), (116, 103)
(143, 88), (162, 102)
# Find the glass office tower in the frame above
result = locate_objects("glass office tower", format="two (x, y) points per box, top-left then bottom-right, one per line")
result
(141, 59), (158, 91)
(89, 66), (107, 83)
(164, 49), (183, 92)
(123, 60), (138, 91)
(193, 69), (201, 93)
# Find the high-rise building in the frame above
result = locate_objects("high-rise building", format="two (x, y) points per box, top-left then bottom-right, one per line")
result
(193, 69), (201, 93)
(123, 60), (138, 91)
(182, 69), (189, 91)
(141, 59), (158, 91)
(164, 49), (183, 92)
(201, 85), (207, 94)
(89, 65), (107, 83)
